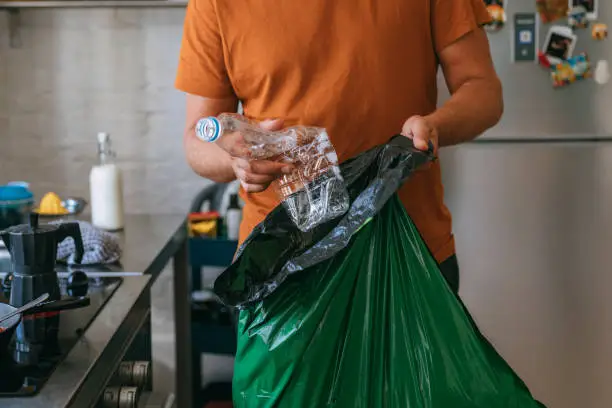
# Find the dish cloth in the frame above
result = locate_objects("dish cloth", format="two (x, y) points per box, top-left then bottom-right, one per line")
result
(52, 221), (122, 265)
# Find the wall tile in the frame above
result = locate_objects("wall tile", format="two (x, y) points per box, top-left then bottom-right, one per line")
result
(0, 8), (209, 214)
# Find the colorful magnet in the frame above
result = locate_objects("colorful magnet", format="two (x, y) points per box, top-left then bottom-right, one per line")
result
(568, 0), (598, 20)
(594, 60), (610, 85)
(538, 51), (553, 69)
(536, 0), (569, 23)
(513, 13), (538, 62)
(542, 26), (578, 64)
(568, 6), (589, 29)
(592, 23), (608, 40)
(567, 6), (589, 29)
(550, 53), (591, 88)
(483, 0), (507, 32)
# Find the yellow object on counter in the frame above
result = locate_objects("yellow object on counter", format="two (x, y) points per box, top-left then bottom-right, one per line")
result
(37, 192), (69, 215)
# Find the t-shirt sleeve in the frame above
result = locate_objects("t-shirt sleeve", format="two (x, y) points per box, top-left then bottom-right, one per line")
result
(432, 0), (493, 55)
(175, 0), (235, 98)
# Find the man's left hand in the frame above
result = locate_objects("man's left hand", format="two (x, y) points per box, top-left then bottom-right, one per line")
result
(401, 115), (439, 153)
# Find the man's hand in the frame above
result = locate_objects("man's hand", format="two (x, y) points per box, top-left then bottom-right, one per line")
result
(183, 94), (293, 192)
(401, 115), (439, 153)
(231, 158), (292, 193)
(401, 29), (501, 152)
(184, 95), (238, 183)
(225, 119), (294, 193)
(214, 118), (280, 158)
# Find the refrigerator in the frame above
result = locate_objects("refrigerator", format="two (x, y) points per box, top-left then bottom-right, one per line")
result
(437, 1), (612, 407)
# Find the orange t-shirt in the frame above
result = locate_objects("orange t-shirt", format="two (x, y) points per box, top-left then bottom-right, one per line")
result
(176, 0), (491, 263)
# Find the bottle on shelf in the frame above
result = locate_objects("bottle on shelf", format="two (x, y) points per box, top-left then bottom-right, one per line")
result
(225, 193), (242, 241)
(90, 132), (125, 231)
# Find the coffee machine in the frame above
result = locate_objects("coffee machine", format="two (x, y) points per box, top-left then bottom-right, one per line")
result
(0, 212), (88, 365)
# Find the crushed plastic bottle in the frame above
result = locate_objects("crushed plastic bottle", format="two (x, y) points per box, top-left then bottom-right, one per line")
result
(196, 113), (349, 232)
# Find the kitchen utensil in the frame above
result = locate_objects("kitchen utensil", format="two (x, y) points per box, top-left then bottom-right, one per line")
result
(0, 294), (49, 326)
(0, 212), (84, 307)
(36, 193), (88, 218)
(37, 192), (69, 216)
(61, 197), (87, 216)
(0, 295), (91, 355)
(0, 185), (34, 231)
(0, 212), (86, 364)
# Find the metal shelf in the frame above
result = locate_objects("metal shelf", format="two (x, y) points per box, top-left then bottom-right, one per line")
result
(0, 0), (187, 8)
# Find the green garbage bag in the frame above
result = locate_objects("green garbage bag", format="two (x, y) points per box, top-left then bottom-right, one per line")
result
(215, 136), (546, 408)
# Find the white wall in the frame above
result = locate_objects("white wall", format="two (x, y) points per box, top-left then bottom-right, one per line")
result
(0, 8), (208, 214)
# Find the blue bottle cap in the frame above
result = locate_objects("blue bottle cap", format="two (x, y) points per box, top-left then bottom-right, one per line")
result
(195, 117), (222, 142)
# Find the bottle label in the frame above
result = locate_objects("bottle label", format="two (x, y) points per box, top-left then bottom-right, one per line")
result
(195, 117), (222, 142)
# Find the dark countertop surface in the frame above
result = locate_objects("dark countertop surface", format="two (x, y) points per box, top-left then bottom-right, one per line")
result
(1, 214), (187, 408)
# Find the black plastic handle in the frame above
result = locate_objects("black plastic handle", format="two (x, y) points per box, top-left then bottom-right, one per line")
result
(57, 223), (85, 264)
(24, 296), (90, 315)
(29, 212), (39, 228)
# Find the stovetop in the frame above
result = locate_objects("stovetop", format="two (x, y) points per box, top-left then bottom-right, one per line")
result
(0, 250), (126, 278)
(0, 274), (122, 397)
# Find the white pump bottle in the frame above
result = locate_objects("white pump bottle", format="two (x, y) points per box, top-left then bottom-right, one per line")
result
(89, 132), (125, 231)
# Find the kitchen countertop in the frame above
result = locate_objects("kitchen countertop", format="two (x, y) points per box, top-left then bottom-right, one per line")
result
(1, 214), (188, 408)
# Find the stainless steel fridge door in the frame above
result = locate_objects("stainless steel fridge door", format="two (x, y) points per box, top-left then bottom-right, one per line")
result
(440, 142), (612, 408)
(441, 143), (612, 408)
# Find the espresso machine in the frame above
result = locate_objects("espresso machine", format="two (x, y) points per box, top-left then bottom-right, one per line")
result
(0, 212), (89, 365)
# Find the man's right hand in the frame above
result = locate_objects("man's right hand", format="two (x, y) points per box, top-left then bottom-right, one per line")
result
(183, 94), (293, 190)
(227, 118), (294, 193)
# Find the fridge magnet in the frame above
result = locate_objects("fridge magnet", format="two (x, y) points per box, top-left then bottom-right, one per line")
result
(542, 26), (578, 64)
(594, 60), (610, 85)
(568, 5), (589, 29)
(592, 23), (608, 40)
(483, 0), (507, 32)
(536, 0), (569, 23)
(538, 51), (553, 69)
(551, 53), (591, 88)
(568, 0), (598, 21)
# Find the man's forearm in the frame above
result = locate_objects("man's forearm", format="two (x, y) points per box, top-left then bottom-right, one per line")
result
(426, 77), (503, 147)
(183, 94), (238, 183)
(184, 131), (236, 183)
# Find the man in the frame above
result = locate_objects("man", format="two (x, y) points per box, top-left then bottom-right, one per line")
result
(176, 0), (503, 293)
